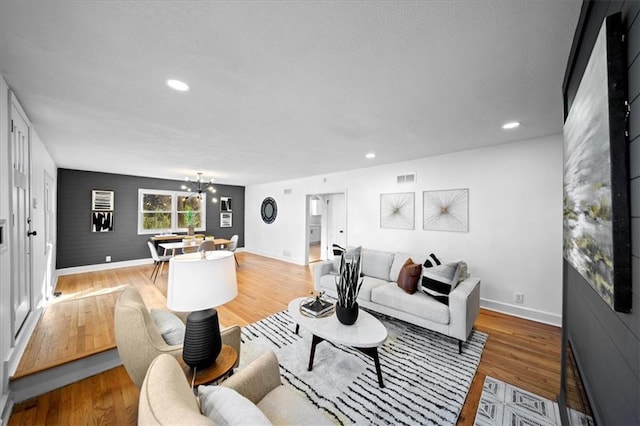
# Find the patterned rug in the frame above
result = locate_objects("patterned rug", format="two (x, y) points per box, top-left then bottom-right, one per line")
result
(240, 310), (488, 425)
(473, 376), (594, 426)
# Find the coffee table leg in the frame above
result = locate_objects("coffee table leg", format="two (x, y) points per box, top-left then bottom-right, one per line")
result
(308, 334), (324, 371)
(358, 347), (384, 388)
(295, 324), (299, 335)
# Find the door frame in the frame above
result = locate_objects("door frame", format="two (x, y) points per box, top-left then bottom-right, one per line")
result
(304, 191), (347, 265)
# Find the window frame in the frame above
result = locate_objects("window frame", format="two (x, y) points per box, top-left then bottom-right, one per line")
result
(138, 188), (207, 235)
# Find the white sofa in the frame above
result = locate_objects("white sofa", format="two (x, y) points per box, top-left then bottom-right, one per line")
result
(313, 248), (481, 353)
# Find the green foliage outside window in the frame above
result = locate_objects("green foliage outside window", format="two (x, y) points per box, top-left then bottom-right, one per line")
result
(139, 190), (205, 232)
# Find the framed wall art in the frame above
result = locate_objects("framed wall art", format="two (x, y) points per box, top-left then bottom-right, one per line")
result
(220, 197), (232, 212)
(91, 189), (114, 232)
(423, 189), (468, 232)
(220, 212), (232, 228)
(91, 211), (114, 232)
(562, 12), (630, 313)
(92, 190), (114, 211)
(380, 192), (414, 230)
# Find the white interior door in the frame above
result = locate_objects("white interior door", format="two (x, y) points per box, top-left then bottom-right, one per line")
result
(326, 193), (346, 258)
(10, 96), (32, 336)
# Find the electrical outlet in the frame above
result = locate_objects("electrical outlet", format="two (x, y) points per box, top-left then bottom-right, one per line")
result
(514, 292), (524, 304)
(105, 256), (111, 262)
(283, 250), (291, 257)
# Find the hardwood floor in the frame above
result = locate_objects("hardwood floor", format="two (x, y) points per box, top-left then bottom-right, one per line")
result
(9, 252), (561, 425)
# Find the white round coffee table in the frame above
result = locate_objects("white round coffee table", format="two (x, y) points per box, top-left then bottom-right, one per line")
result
(288, 297), (388, 387)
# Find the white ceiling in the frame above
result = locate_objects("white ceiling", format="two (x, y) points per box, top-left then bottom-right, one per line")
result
(0, 1), (581, 186)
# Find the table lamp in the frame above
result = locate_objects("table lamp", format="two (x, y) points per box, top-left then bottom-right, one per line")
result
(167, 251), (238, 370)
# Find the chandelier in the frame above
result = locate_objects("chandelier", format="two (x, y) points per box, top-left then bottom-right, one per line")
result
(181, 172), (218, 203)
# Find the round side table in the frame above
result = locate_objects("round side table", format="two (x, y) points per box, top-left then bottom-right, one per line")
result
(178, 344), (238, 386)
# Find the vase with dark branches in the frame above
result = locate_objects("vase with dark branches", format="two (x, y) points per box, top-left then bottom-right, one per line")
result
(335, 246), (363, 325)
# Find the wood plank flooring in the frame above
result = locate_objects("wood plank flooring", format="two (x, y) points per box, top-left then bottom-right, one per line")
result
(9, 252), (562, 425)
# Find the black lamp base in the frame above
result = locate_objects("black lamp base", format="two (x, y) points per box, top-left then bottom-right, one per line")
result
(183, 308), (222, 370)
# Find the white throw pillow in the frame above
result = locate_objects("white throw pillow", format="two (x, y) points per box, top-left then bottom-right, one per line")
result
(198, 385), (273, 426)
(149, 309), (185, 345)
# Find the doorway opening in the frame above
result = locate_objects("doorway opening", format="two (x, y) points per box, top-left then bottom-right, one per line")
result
(305, 192), (346, 265)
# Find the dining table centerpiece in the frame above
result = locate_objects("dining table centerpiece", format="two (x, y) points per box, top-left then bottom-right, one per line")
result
(335, 246), (363, 325)
(184, 207), (197, 235)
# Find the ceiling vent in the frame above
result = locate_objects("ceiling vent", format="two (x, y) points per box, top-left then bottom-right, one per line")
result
(396, 173), (416, 184)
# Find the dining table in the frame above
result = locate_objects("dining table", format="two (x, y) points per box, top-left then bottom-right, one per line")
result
(159, 238), (232, 256)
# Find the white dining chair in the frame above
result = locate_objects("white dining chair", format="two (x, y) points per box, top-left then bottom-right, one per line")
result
(228, 234), (239, 267)
(197, 240), (216, 253)
(147, 241), (171, 283)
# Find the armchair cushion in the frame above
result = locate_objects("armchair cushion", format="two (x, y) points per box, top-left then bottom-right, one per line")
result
(198, 386), (272, 425)
(150, 309), (185, 345)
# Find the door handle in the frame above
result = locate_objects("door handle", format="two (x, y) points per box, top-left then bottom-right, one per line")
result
(27, 230), (37, 237)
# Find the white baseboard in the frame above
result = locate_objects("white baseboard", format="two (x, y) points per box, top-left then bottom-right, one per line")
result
(56, 258), (153, 276)
(241, 248), (306, 266)
(480, 298), (562, 327)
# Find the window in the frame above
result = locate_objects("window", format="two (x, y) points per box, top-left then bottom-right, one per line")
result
(138, 189), (207, 234)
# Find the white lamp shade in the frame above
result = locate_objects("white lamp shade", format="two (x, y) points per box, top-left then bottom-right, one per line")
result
(167, 251), (238, 312)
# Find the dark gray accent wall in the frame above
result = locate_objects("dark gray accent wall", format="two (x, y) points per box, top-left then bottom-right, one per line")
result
(56, 169), (245, 269)
(561, 1), (639, 425)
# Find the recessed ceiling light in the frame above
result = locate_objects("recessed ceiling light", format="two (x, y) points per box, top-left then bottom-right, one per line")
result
(166, 79), (190, 92)
(502, 121), (520, 130)
(366, 153), (376, 159)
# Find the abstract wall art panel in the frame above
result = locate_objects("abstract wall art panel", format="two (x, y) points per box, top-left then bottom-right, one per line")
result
(423, 189), (468, 232)
(92, 190), (114, 211)
(563, 13), (630, 312)
(380, 192), (414, 230)
(91, 211), (114, 232)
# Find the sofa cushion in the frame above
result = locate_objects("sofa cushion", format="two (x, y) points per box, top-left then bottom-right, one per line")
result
(371, 284), (450, 325)
(150, 308), (185, 345)
(257, 385), (334, 426)
(420, 261), (464, 305)
(358, 276), (389, 302)
(389, 252), (411, 282)
(198, 385), (272, 426)
(396, 260), (422, 294)
(361, 249), (395, 281)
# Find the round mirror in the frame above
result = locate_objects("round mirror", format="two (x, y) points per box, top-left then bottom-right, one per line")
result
(261, 197), (277, 224)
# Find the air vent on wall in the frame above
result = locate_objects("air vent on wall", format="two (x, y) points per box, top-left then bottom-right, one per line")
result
(284, 188), (292, 194)
(396, 173), (416, 184)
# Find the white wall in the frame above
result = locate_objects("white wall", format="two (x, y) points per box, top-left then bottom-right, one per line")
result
(246, 135), (563, 325)
(0, 76), (57, 421)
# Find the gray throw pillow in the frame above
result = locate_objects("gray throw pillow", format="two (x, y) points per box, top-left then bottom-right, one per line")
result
(150, 309), (185, 345)
(198, 385), (272, 426)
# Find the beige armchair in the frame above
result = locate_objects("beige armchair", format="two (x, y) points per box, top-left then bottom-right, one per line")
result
(114, 286), (241, 388)
(138, 351), (333, 425)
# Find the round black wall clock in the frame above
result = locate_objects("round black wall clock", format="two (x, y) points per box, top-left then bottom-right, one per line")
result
(261, 197), (278, 224)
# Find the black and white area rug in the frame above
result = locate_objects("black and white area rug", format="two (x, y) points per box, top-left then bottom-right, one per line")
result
(473, 376), (594, 426)
(240, 310), (488, 425)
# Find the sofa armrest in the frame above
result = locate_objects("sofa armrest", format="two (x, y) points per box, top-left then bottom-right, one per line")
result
(220, 351), (282, 405)
(313, 261), (335, 291)
(448, 277), (481, 342)
(220, 325), (241, 368)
